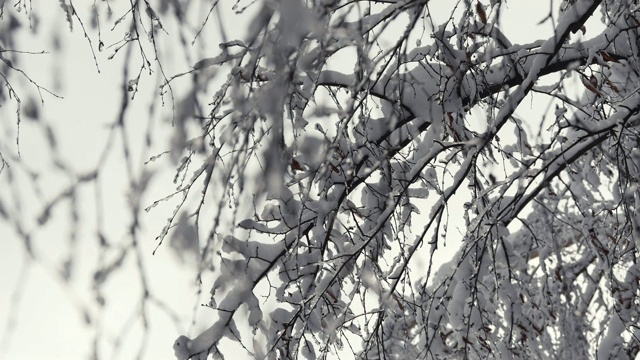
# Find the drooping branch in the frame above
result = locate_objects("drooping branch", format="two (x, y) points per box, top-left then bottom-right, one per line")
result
(169, 1), (640, 359)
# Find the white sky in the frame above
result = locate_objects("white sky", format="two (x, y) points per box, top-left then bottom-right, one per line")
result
(0, 1), (603, 359)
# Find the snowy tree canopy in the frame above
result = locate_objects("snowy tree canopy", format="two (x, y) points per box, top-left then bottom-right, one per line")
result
(2, 0), (640, 359)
